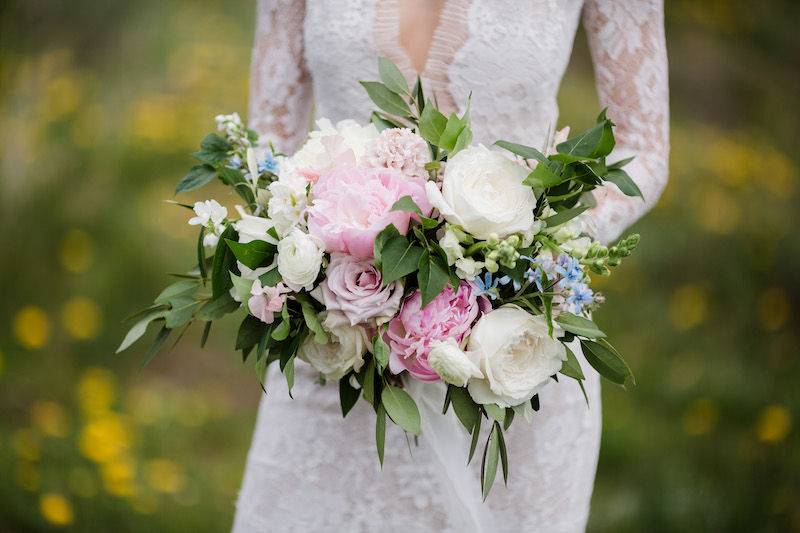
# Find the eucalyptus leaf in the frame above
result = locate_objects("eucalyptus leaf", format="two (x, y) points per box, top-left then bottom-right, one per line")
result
(483, 403), (506, 424)
(560, 344), (586, 381)
(381, 385), (421, 435)
(376, 403), (387, 467)
(605, 168), (644, 199)
(116, 310), (167, 353)
(197, 293), (239, 321)
(481, 423), (501, 500)
(339, 375), (360, 417)
(468, 414), (482, 464)
(211, 225), (238, 299)
(378, 57), (409, 95)
(543, 206), (590, 228)
(360, 81), (412, 117)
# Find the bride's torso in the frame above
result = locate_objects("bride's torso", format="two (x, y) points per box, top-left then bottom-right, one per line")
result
(303, 0), (585, 147)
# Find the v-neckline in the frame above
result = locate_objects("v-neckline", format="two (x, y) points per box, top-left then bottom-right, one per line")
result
(394, 0), (451, 78)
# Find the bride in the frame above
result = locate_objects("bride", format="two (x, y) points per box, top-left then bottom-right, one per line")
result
(233, 1), (668, 531)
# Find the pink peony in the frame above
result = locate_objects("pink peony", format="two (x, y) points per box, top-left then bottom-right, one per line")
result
(248, 280), (290, 324)
(367, 128), (431, 178)
(306, 166), (432, 259)
(312, 253), (403, 326)
(386, 282), (490, 382)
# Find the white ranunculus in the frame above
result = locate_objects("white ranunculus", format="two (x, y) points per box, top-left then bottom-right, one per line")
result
(467, 305), (566, 407)
(426, 145), (536, 240)
(233, 206), (278, 244)
(291, 118), (378, 173)
(299, 311), (368, 380)
(428, 338), (483, 387)
(276, 228), (324, 292)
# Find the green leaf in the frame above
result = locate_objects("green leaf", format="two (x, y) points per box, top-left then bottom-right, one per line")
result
(555, 313), (606, 339)
(380, 237), (424, 284)
(193, 133), (232, 165)
(154, 281), (198, 305)
(481, 423), (501, 500)
(258, 267), (282, 287)
(438, 112), (467, 152)
(390, 195), (424, 216)
(556, 113), (615, 159)
(224, 238), (276, 270)
(116, 310), (167, 353)
(503, 407), (515, 431)
(560, 344), (585, 381)
(373, 224), (402, 270)
(140, 325), (171, 367)
(608, 156), (635, 170)
(418, 101), (448, 145)
(236, 315), (265, 352)
(339, 376), (360, 417)
(230, 273), (253, 303)
(372, 334), (390, 370)
(449, 386), (480, 432)
(378, 57), (409, 95)
(175, 164), (216, 194)
(359, 81), (412, 117)
(417, 250), (450, 308)
(200, 321), (212, 348)
(580, 339), (635, 387)
(370, 111), (400, 132)
(413, 76), (425, 115)
(483, 404), (506, 424)
(494, 140), (547, 164)
(496, 422), (509, 485)
(362, 358), (376, 405)
(605, 168), (644, 199)
(211, 225), (238, 299)
(451, 125), (473, 156)
(376, 403), (387, 467)
(164, 299), (200, 329)
(381, 385), (421, 435)
(467, 414), (482, 464)
(543, 206), (590, 228)
(284, 355), (296, 396)
(271, 303), (291, 341)
(524, 162), (563, 189)
(197, 293), (239, 321)
(197, 228), (207, 281)
(296, 293), (329, 344)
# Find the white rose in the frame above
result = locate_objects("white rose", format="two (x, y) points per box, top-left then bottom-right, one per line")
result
(426, 145), (536, 240)
(428, 338), (483, 387)
(299, 311), (368, 380)
(233, 206), (278, 244)
(276, 228), (324, 292)
(467, 305), (566, 407)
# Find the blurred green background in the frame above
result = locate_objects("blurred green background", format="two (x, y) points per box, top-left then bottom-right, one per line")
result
(0, 1), (797, 531)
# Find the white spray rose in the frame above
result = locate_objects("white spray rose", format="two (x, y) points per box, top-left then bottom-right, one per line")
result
(426, 145), (536, 240)
(428, 338), (483, 387)
(276, 228), (325, 292)
(299, 311), (368, 380)
(467, 305), (566, 407)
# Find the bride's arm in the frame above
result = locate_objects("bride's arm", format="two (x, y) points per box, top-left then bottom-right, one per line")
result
(249, 0), (313, 153)
(581, 0), (670, 244)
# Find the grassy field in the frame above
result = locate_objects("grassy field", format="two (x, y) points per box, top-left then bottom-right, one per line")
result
(0, 1), (798, 531)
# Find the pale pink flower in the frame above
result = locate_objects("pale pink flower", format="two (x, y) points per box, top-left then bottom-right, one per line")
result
(386, 282), (490, 382)
(248, 280), (290, 324)
(312, 253), (403, 326)
(307, 166), (432, 259)
(367, 128), (431, 177)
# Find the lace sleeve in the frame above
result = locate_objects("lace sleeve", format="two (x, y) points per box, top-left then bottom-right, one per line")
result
(249, 0), (313, 153)
(581, 0), (670, 244)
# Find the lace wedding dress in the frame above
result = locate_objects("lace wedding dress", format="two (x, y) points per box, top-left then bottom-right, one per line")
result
(233, 1), (669, 531)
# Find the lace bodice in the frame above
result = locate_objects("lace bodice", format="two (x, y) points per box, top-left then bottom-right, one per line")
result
(249, 0), (669, 244)
(237, 1), (669, 531)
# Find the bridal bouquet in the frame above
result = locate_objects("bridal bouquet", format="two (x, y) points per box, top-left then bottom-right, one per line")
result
(119, 59), (641, 498)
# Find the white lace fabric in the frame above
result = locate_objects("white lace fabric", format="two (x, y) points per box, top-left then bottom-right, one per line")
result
(236, 1), (669, 531)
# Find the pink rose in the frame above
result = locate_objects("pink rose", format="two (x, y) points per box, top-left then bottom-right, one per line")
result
(312, 253), (404, 326)
(386, 282), (490, 382)
(307, 166), (432, 259)
(248, 280), (290, 324)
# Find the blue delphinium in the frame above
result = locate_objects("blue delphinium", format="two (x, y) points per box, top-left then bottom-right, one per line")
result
(226, 154), (243, 169)
(473, 272), (502, 300)
(258, 153), (279, 174)
(565, 282), (594, 314)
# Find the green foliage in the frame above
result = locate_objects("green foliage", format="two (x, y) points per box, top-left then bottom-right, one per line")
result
(381, 385), (421, 436)
(224, 239), (276, 270)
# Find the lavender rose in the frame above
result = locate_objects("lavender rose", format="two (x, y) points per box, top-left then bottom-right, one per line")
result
(311, 253), (403, 326)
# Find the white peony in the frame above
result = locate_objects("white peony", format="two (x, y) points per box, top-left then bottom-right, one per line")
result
(233, 206), (278, 244)
(299, 311), (368, 380)
(467, 305), (566, 407)
(428, 338), (483, 387)
(291, 118), (378, 174)
(276, 228), (325, 292)
(267, 160), (310, 237)
(425, 145), (536, 240)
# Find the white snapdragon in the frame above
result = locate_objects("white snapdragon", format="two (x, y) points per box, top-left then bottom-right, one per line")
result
(428, 338), (483, 387)
(188, 200), (227, 248)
